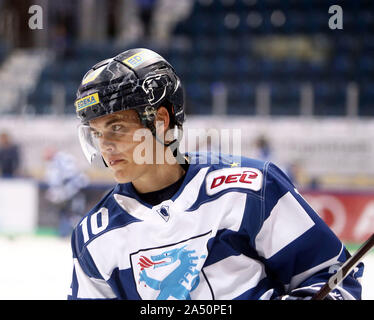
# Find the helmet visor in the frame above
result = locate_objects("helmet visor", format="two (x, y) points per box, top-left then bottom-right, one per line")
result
(78, 124), (107, 168)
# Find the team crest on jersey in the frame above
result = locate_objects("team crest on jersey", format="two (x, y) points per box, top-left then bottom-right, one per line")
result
(205, 167), (263, 196)
(130, 231), (212, 300)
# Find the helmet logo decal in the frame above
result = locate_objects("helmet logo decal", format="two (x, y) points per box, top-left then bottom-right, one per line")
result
(142, 73), (169, 106)
(122, 50), (159, 68)
(75, 93), (100, 111)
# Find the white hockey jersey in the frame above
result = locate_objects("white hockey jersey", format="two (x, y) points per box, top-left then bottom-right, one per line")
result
(68, 152), (363, 300)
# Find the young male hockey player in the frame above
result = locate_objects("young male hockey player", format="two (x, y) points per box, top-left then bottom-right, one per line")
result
(68, 48), (363, 300)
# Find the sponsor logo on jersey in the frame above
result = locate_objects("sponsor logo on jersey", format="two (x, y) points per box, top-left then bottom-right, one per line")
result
(123, 50), (158, 68)
(130, 232), (212, 300)
(75, 92), (100, 111)
(205, 167), (263, 195)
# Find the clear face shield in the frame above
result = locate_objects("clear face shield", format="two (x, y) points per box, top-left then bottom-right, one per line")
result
(78, 124), (107, 168)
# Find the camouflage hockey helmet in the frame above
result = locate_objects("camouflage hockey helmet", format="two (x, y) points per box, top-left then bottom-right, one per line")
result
(74, 48), (185, 131)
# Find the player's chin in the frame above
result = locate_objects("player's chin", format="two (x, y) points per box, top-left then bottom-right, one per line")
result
(112, 171), (133, 184)
(111, 165), (138, 184)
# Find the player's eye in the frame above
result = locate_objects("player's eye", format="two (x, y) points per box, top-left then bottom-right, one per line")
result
(111, 124), (130, 134)
(90, 130), (102, 139)
(111, 124), (123, 132)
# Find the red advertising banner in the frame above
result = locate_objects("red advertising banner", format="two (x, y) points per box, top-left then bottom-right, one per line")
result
(302, 191), (374, 243)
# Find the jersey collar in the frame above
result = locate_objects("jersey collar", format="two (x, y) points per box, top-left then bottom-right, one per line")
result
(113, 153), (210, 220)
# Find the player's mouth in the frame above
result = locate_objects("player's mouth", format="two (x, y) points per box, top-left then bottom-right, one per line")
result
(108, 158), (126, 166)
(109, 160), (122, 166)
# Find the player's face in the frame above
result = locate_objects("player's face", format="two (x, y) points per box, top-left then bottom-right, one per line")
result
(89, 110), (154, 183)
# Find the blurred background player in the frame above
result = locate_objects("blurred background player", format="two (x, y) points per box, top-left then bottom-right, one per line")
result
(0, 131), (21, 178)
(135, 0), (158, 40)
(43, 146), (89, 237)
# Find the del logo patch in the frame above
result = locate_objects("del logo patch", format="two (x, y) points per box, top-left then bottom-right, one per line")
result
(130, 232), (212, 300)
(205, 167), (263, 196)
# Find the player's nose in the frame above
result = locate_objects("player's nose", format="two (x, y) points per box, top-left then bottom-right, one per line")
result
(101, 139), (116, 153)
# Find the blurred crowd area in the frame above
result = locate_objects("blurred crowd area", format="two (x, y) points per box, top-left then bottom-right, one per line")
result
(0, 0), (373, 190)
(0, 0), (373, 117)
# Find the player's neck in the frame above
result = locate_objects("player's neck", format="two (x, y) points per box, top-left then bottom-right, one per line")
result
(132, 161), (186, 194)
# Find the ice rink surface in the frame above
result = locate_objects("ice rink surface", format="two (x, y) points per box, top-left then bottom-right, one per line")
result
(0, 235), (372, 300)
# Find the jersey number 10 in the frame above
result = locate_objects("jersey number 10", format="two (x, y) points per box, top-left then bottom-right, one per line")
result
(80, 207), (109, 243)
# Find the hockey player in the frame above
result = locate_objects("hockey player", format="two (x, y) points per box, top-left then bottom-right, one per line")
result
(43, 147), (89, 237)
(68, 48), (363, 300)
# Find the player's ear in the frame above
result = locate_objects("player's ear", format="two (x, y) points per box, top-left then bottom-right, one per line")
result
(155, 106), (170, 133)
